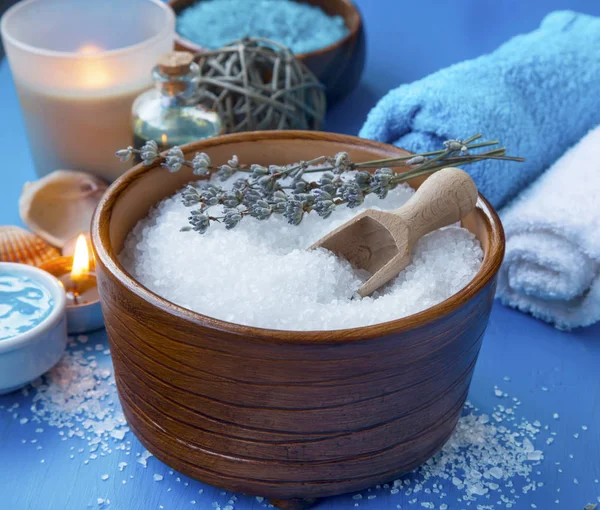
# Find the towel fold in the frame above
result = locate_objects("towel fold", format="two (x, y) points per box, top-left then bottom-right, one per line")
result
(497, 126), (600, 330)
(359, 10), (600, 209)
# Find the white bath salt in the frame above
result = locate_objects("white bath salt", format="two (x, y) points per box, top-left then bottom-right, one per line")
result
(137, 449), (153, 467)
(392, 397), (548, 507)
(23, 348), (129, 456)
(118, 461), (127, 471)
(153, 474), (164, 482)
(121, 180), (483, 330)
(101, 474), (109, 481)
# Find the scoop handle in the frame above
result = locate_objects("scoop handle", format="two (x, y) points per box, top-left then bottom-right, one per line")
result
(394, 167), (478, 244)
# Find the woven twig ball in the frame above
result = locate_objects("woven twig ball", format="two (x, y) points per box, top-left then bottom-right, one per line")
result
(195, 37), (326, 133)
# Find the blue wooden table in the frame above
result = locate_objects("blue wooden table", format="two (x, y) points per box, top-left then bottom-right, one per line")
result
(1, 1), (600, 509)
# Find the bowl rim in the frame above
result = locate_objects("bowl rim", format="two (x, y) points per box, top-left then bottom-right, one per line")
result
(92, 131), (505, 344)
(0, 262), (66, 354)
(168, 0), (362, 62)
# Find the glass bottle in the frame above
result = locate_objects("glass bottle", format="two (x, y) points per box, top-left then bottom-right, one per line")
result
(132, 51), (223, 152)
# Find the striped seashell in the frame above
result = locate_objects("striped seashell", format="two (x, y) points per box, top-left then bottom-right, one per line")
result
(0, 226), (61, 267)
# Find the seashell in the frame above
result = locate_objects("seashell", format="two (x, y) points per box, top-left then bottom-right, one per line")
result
(19, 170), (108, 249)
(0, 226), (61, 266)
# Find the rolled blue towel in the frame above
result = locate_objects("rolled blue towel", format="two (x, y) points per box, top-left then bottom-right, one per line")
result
(359, 11), (600, 209)
(497, 125), (600, 330)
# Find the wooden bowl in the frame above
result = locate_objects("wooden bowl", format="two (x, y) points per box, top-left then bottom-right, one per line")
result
(168, 0), (366, 103)
(91, 131), (504, 509)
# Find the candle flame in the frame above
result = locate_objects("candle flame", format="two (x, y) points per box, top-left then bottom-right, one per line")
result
(71, 234), (90, 281)
(161, 134), (168, 145)
(77, 44), (111, 88)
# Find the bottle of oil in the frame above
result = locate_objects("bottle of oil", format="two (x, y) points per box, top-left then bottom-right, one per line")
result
(132, 52), (223, 152)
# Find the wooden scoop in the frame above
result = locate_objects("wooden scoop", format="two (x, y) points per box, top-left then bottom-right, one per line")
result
(310, 167), (478, 298)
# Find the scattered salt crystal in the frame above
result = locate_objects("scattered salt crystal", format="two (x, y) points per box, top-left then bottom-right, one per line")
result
(494, 389), (503, 397)
(488, 467), (503, 479)
(553, 413), (559, 419)
(137, 449), (153, 467)
(541, 387), (548, 392)
(153, 474), (163, 482)
(19, 417), (29, 425)
(121, 179), (483, 330)
(352, 495), (362, 500)
(101, 474), (109, 481)
(582, 425), (588, 430)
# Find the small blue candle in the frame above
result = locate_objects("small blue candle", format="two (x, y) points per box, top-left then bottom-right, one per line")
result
(0, 273), (54, 341)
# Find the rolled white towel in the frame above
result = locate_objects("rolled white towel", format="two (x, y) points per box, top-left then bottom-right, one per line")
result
(498, 126), (600, 330)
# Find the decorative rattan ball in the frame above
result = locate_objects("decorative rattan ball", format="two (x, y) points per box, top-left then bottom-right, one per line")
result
(195, 37), (326, 133)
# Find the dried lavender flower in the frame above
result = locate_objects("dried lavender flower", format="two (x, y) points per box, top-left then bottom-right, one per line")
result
(293, 180), (310, 193)
(217, 164), (235, 181)
(116, 147), (134, 162)
(444, 139), (464, 151)
(355, 171), (372, 188)
(188, 210), (210, 233)
(283, 200), (304, 225)
(223, 209), (242, 229)
(181, 185), (202, 207)
(250, 164), (269, 178)
(192, 152), (211, 176)
(250, 200), (272, 220)
(333, 152), (352, 173)
(228, 155), (239, 169)
(222, 191), (242, 208)
(117, 134), (524, 234)
(258, 175), (276, 194)
(140, 140), (159, 165)
(371, 168), (394, 199)
(339, 181), (364, 208)
(406, 155), (426, 165)
(163, 146), (185, 173)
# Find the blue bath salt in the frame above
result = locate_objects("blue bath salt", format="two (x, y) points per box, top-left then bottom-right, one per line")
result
(0, 273), (54, 341)
(177, 0), (349, 54)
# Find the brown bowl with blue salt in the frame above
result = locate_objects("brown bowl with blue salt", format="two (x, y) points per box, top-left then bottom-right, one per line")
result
(169, 0), (365, 102)
(91, 131), (504, 510)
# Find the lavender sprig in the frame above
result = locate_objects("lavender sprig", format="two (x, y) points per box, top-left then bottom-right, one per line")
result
(116, 134), (523, 233)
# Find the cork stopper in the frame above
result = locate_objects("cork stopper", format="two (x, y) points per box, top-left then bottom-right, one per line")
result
(158, 51), (195, 77)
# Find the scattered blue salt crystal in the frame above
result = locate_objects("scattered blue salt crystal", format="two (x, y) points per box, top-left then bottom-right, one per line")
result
(177, 0), (349, 54)
(101, 474), (109, 481)
(153, 474), (163, 482)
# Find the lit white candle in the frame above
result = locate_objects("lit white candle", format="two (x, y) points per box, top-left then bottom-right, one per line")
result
(1, 0), (175, 181)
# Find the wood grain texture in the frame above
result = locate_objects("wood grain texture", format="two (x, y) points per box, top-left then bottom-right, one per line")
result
(91, 131), (505, 507)
(311, 168), (478, 297)
(168, 0), (366, 103)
